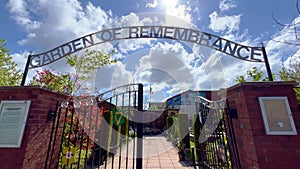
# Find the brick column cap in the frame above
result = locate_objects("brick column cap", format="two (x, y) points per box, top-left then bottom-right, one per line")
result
(227, 81), (297, 92)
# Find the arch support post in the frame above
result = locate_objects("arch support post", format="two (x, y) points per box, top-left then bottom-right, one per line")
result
(261, 44), (273, 81)
(21, 54), (31, 86)
(136, 83), (143, 168)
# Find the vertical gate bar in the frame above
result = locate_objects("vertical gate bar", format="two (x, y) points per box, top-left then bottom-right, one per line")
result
(111, 153), (114, 169)
(212, 109), (219, 167)
(73, 103), (82, 168)
(105, 98), (113, 169)
(111, 93), (119, 169)
(98, 112), (103, 167)
(56, 104), (69, 168)
(220, 110), (224, 167)
(89, 105), (99, 169)
(90, 146), (95, 169)
(100, 101), (110, 167)
(191, 147), (195, 166)
(197, 103), (203, 167)
(222, 118), (231, 169)
(213, 108), (218, 167)
(67, 102), (75, 145)
(84, 105), (94, 167)
(208, 109), (213, 167)
(136, 84), (143, 169)
(44, 101), (59, 169)
(204, 104), (209, 167)
(118, 93), (125, 169)
(211, 106), (215, 167)
(77, 105), (87, 168)
(213, 108), (220, 167)
(49, 102), (62, 167)
(195, 101), (201, 167)
(125, 91), (131, 169)
(218, 109), (222, 167)
(211, 110), (215, 167)
(203, 104), (207, 167)
(132, 91), (137, 169)
(125, 115), (129, 169)
(201, 105), (207, 167)
(225, 100), (242, 169)
(118, 140), (122, 169)
(132, 122), (135, 169)
(125, 126), (129, 169)
(219, 110), (228, 168)
(92, 103), (101, 168)
(92, 105), (101, 168)
(217, 111), (223, 168)
(68, 102), (76, 169)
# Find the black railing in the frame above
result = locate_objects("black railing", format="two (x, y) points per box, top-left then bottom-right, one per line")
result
(194, 96), (232, 169)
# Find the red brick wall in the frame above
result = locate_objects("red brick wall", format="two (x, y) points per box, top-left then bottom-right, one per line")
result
(0, 87), (68, 169)
(226, 82), (300, 169)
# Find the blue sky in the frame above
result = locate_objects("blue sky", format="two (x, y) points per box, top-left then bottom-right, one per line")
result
(1, 0), (300, 102)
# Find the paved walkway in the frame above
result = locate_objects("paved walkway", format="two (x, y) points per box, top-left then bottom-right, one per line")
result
(143, 136), (194, 169)
(100, 136), (195, 169)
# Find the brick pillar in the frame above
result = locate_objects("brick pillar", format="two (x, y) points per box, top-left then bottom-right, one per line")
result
(226, 82), (300, 169)
(0, 87), (68, 169)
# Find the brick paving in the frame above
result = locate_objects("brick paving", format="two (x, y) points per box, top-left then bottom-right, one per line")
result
(100, 136), (195, 169)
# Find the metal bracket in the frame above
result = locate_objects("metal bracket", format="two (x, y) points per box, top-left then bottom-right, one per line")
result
(229, 109), (238, 119)
(47, 109), (56, 122)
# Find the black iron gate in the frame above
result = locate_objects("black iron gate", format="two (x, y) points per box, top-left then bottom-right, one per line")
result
(194, 96), (240, 169)
(44, 84), (143, 169)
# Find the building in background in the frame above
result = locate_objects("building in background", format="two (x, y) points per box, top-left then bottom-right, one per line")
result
(165, 90), (212, 127)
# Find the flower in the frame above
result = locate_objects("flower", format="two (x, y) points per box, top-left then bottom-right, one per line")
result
(61, 146), (76, 166)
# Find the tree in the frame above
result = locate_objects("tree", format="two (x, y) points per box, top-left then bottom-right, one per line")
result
(235, 67), (270, 83)
(279, 63), (300, 102)
(236, 66), (300, 103)
(0, 39), (22, 86)
(29, 49), (117, 95)
(281, 57), (300, 84)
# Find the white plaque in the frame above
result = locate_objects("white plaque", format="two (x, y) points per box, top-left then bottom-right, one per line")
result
(258, 97), (297, 135)
(0, 100), (31, 147)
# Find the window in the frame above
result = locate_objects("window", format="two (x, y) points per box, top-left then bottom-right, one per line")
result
(0, 100), (31, 147)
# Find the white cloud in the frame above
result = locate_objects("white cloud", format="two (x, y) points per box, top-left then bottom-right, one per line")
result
(7, 0), (110, 52)
(18, 33), (36, 45)
(219, 0), (237, 11)
(262, 16), (300, 80)
(111, 63), (134, 87)
(118, 39), (151, 54)
(11, 52), (29, 71)
(6, 0), (42, 31)
(94, 40), (198, 98)
(267, 17), (300, 56)
(136, 42), (196, 95)
(208, 11), (242, 33)
(165, 4), (193, 26)
(146, 0), (158, 8)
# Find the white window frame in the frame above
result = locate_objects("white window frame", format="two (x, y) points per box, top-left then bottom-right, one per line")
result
(258, 96), (297, 135)
(0, 100), (31, 147)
